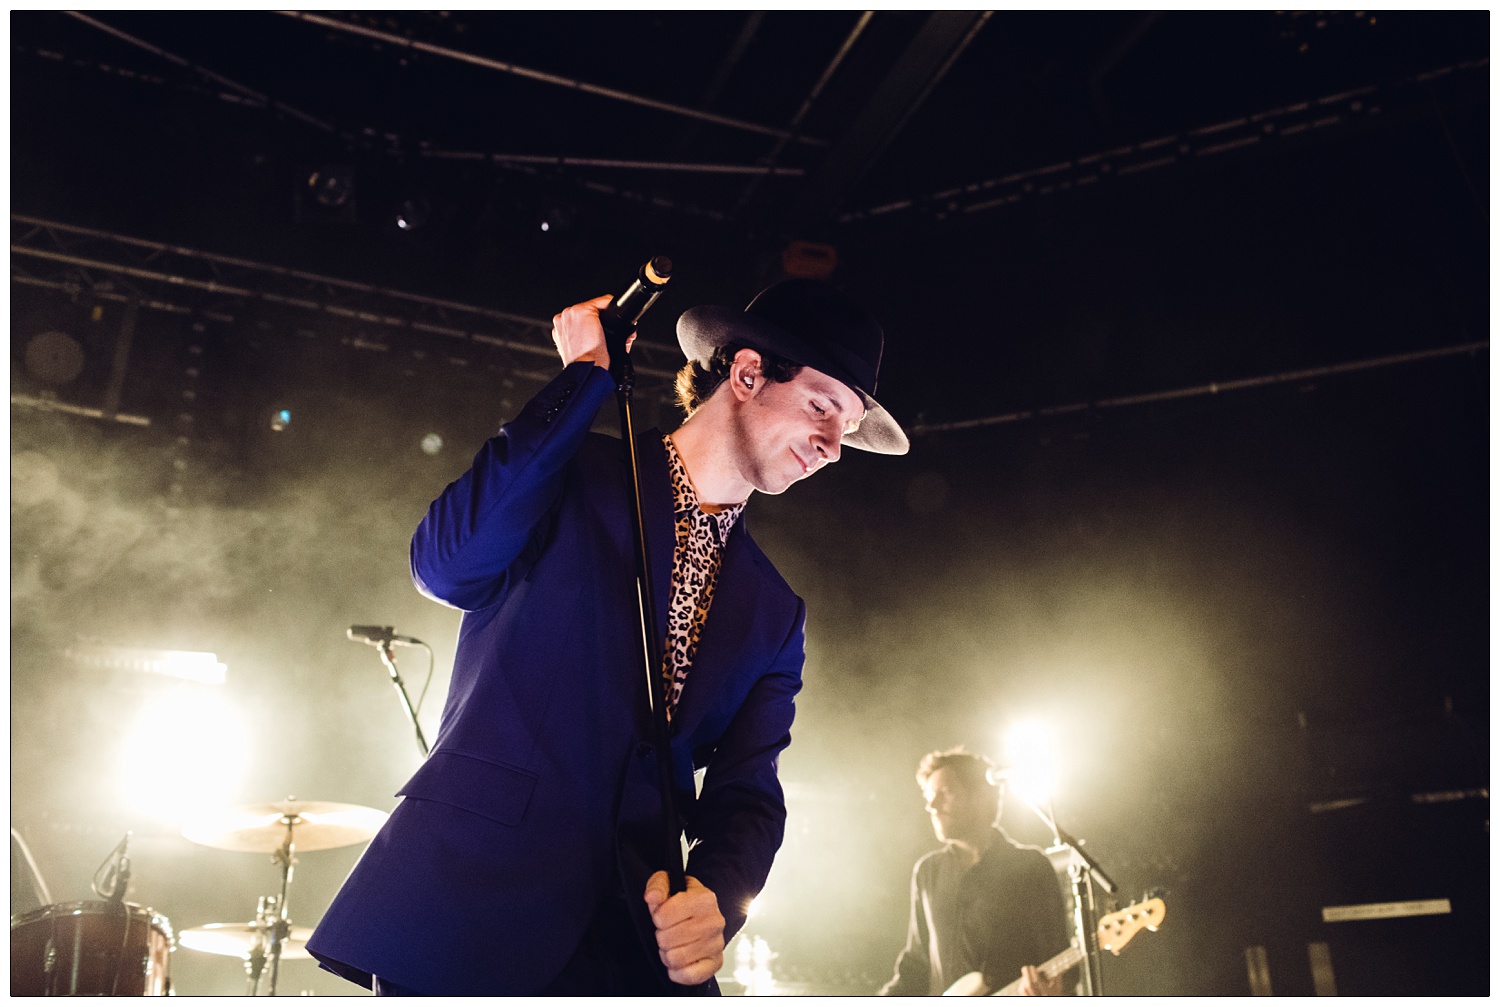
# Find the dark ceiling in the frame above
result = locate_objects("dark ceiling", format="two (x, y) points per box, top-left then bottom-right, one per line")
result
(8, 12), (1490, 996)
(11, 11), (1488, 409)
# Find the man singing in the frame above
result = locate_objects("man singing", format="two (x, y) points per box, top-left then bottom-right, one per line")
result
(306, 278), (908, 994)
(881, 748), (1071, 996)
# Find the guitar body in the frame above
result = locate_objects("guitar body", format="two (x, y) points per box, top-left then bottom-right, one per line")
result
(940, 898), (1165, 996)
(943, 971), (992, 996)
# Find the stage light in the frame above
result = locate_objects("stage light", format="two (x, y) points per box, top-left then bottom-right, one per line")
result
(298, 165), (357, 224)
(1003, 719), (1059, 804)
(421, 433), (443, 455)
(271, 409), (291, 432)
(64, 644), (228, 685)
(118, 684), (250, 823)
(732, 933), (778, 996)
(539, 203), (577, 235)
(396, 197), (431, 232)
(307, 168), (352, 209)
(24, 330), (86, 384)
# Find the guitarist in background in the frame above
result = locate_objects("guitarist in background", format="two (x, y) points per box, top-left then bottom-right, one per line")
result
(880, 748), (1071, 996)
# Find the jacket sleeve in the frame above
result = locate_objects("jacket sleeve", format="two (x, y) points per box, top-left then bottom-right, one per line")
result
(682, 600), (805, 944)
(410, 361), (615, 611)
(880, 860), (933, 996)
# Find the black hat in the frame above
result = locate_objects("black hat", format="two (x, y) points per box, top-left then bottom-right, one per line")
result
(676, 279), (909, 455)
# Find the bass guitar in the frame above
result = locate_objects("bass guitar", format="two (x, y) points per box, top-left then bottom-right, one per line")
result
(942, 897), (1165, 996)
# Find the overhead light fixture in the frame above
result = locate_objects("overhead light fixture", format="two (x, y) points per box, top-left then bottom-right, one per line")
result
(396, 197), (431, 232)
(65, 644), (228, 686)
(298, 166), (357, 223)
(24, 330), (86, 384)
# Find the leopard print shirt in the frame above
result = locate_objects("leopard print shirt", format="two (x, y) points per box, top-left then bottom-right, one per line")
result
(662, 434), (745, 721)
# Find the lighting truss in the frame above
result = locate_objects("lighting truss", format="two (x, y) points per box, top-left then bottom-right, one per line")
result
(9, 214), (682, 391)
(838, 58), (1489, 226)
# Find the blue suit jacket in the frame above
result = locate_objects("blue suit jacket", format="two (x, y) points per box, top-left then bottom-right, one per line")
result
(306, 362), (806, 994)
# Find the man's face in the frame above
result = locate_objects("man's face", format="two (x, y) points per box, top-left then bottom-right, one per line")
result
(922, 767), (996, 845)
(729, 360), (864, 496)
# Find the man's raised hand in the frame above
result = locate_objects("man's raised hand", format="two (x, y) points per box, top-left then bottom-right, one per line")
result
(551, 294), (635, 370)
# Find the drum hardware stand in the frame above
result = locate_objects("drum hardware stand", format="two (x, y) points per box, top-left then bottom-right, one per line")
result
(243, 896), (277, 996)
(254, 811), (302, 996)
(1016, 792), (1117, 996)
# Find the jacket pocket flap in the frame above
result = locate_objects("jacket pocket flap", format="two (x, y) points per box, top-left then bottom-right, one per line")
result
(396, 750), (537, 827)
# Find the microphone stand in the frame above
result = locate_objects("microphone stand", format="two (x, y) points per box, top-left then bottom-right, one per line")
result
(376, 641), (429, 758)
(1014, 792), (1116, 996)
(600, 256), (686, 898)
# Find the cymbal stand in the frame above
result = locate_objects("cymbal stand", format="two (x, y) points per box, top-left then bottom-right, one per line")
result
(244, 895), (276, 995)
(262, 815), (299, 997)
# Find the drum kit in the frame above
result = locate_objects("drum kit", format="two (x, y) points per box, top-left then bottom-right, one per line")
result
(10, 799), (388, 996)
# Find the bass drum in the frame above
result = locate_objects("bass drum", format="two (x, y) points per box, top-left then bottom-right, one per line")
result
(11, 901), (173, 995)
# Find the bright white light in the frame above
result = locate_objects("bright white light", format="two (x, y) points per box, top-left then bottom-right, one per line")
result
(119, 686), (250, 823)
(732, 934), (778, 996)
(540, 221), (550, 232)
(64, 646), (228, 685)
(1003, 719), (1059, 804)
(746, 896), (761, 919)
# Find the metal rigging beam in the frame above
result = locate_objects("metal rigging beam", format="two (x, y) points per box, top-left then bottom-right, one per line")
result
(9, 215), (681, 381)
(785, 11), (990, 226)
(276, 11), (827, 148)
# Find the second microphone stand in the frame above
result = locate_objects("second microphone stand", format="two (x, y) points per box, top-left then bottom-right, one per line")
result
(376, 641), (429, 758)
(1015, 792), (1117, 996)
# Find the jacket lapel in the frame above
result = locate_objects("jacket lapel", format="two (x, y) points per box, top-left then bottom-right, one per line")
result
(670, 528), (758, 739)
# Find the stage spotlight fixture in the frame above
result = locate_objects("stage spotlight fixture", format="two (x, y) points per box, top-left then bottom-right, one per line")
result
(299, 166), (357, 224)
(421, 433), (444, 455)
(1003, 719), (1059, 804)
(307, 168), (352, 209)
(396, 197), (431, 232)
(539, 203), (578, 235)
(271, 409), (291, 432)
(781, 240), (838, 280)
(64, 644), (228, 685)
(25, 330), (87, 384)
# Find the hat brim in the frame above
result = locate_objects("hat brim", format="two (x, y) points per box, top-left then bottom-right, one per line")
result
(678, 305), (910, 456)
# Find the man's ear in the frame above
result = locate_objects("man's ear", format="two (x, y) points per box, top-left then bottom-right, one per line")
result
(730, 348), (764, 401)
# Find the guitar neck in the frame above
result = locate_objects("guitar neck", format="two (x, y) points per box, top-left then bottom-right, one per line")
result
(992, 946), (1084, 996)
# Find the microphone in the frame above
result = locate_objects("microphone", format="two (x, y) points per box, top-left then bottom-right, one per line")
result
(347, 625), (421, 647)
(599, 255), (672, 389)
(601, 256), (672, 337)
(93, 832), (131, 904)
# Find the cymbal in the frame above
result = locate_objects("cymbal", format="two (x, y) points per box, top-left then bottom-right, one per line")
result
(179, 921), (314, 960)
(181, 800), (388, 853)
